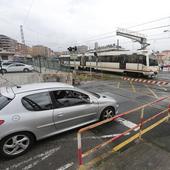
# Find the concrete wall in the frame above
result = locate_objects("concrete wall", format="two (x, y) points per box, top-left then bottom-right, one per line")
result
(0, 71), (73, 87)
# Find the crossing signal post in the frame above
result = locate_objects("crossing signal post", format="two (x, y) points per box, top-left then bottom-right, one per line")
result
(67, 46), (78, 85)
(94, 52), (98, 71)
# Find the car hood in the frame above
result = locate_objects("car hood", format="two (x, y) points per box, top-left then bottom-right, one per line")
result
(99, 92), (116, 99)
(97, 92), (117, 103)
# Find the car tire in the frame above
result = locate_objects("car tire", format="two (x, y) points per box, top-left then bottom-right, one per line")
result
(100, 107), (115, 121)
(0, 132), (35, 159)
(1, 69), (7, 74)
(23, 68), (29, 72)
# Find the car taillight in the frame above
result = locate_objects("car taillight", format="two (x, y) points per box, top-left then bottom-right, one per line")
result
(0, 120), (5, 125)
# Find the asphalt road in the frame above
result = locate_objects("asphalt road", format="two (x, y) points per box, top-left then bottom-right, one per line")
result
(0, 72), (169, 170)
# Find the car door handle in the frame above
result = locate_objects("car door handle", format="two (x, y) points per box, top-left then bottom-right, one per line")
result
(58, 113), (63, 117)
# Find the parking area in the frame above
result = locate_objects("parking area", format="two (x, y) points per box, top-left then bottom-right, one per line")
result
(0, 71), (170, 170)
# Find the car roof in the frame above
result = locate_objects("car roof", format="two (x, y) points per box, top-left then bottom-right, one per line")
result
(11, 82), (74, 94)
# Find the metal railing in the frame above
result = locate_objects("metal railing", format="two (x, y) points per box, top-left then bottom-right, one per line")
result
(77, 96), (170, 168)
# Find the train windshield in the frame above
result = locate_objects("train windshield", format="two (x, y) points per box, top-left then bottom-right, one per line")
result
(149, 54), (158, 66)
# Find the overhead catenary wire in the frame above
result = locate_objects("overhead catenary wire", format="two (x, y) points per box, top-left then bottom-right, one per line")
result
(74, 24), (170, 46)
(1, 13), (170, 50)
(127, 16), (170, 29)
(75, 16), (170, 44)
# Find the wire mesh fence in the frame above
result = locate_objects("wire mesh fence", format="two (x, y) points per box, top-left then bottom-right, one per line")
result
(23, 57), (71, 73)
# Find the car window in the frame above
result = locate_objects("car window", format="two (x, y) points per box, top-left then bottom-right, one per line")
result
(52, 90), (90, 108)
(16, 64), (25, 66)
(22, 92), (53, 111)
(0, 94), (12, 110)
(2, 62), (13, 66)
(9, 64), (16, 67)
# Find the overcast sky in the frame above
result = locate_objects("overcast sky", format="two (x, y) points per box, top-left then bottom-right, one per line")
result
(0, 0), (170, 51)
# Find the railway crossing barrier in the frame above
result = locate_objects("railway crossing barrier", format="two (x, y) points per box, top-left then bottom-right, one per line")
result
(77, 96), (170, 169)
(121, 77), (169, 86)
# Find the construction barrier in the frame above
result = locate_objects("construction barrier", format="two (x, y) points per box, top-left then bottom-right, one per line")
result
(122, 77), (169, 86)
(77, 96), (170, 168)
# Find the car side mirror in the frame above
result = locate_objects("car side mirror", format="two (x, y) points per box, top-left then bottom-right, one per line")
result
(90, 100), (95, 104)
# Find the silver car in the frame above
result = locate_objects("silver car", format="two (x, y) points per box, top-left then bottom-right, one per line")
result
(0, 82), (119, 158)
(1, 63), (34, 73)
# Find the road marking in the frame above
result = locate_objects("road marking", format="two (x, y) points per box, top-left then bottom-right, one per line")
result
(145, 85), (159, 98)
(112, 116), (168, 153)
(116, 118), (139, 131)
(130, 81), (136, 93)
(56, 162), (74, 170)
(158, 84), (168, 91)
(80, 133), (130, 140)
(117, 82), (120, 88)
(6, 147), (61, 170)
(82, 116), (168, 169)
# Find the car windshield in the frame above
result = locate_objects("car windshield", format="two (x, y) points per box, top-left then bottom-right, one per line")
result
(88, 91), (100, 98)
(0, 94), (12, 110)
(2, 62), (13, 66)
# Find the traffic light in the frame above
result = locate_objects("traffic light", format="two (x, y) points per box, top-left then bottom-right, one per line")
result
(67, 46), (77, 52)
(67, 47), (72, 52)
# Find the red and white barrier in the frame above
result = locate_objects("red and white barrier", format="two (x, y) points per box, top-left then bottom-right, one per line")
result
(77, 96), (170, 167)
(122, 77), (169, 86)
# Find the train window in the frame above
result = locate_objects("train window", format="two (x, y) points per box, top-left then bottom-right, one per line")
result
(111, 56), (119, 62)
(138, 55), (146, 65)
(118, 55), (127, 63)
(91, 56), (96, 61)
(127, 54), (138, 63)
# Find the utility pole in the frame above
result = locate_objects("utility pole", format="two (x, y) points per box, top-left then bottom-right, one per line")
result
(20, 25), (27, 62)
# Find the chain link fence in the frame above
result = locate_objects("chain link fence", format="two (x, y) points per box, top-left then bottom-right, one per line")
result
(23, 57), (71, 73)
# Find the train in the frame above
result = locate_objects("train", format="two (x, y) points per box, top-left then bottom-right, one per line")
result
(59, 50), (159, 77)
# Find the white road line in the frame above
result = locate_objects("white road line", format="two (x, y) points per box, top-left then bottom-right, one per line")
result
(22, 147), (61, 170)
(80, 133), (130, 140)
(116, 118), (140, 131)
(56, 162), (74, 170)
(6, 147), (61, 170)
(158, 84), (168, 91)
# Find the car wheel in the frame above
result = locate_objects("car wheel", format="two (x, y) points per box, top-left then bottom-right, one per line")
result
(23, 68), (29, 72)
(0, 132), (35, 159)
(1, 69), (7, 74)
(100, 107), (115, 121)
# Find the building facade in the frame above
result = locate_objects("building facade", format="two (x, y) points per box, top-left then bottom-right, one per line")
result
(32, 45), (50, 57)
(157, 50), (170, 65)
(0, 34), (16, 60)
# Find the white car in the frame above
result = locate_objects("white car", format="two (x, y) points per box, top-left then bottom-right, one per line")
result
(1, 63), (34, 73)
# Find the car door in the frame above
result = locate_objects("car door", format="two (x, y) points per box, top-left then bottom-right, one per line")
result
(21, 91), (56, 138)
(51, 89), (99, 132)
(7, 63), (17, 72)
(15, 63), (25, 71)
